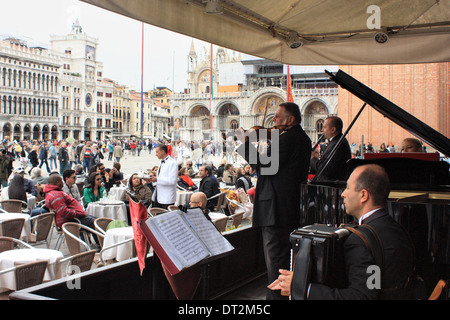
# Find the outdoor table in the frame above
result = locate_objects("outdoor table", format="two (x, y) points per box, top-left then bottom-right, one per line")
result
(101, 226), (135, 262)
(0, 248), (63, 292)
(86, 200), (127, 221)
(175, 191), (193, 206)
(0, 212), (31, 241)
(108, 186), (127, 201)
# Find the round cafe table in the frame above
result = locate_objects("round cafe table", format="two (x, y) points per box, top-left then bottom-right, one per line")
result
(175, 191), (193, 206)
(0, 212), (31, 241)
(108, 186), (127, 201)
(0, 248), (63, 292)
(86, 201), (127, 221)
(101, 226), (135, 262)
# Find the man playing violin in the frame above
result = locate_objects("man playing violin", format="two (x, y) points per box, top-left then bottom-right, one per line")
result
(236, 102), (311, 300)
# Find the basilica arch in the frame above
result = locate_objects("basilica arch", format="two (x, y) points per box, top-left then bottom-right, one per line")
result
(251, 91), (285, 127)
(302, 99), (330, 142)
(216, 102), (240, 131)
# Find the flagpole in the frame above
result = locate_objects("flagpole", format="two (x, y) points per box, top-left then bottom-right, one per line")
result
(140, 22), (144, 140)
(210, 43), (213, 133)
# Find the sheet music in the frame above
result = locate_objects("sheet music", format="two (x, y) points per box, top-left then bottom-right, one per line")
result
(183, 209), (234, 256)
(147, 212), (209, 270)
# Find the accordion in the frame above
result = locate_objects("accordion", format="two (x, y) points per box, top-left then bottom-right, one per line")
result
(289, 224), (350, 299)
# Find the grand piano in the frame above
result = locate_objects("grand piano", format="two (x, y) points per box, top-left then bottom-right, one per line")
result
(302, 69), (450, 294)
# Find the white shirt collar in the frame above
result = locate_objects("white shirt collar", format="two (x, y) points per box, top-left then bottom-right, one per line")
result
(358, 208), (382, 225)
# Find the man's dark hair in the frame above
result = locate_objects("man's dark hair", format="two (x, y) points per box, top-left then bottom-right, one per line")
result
(326, 116), (344, 133)
(279, 102), (302, 125)
(203, 165), (212, 176)
(354, 164), (390, 206)
(48, 173), (62, 186)
(63, 169), (75, 182)
(157, 144), (168, 154)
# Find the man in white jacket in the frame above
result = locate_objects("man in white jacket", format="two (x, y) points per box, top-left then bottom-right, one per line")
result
(150, 144), (178, 209)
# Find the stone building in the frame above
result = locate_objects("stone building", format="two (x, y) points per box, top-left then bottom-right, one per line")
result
(50, 19), (113, 141)
(0, 37), (60, 141)
(170, 41), (338, 143)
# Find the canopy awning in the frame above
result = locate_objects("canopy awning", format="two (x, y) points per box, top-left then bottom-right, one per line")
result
(80, 0), (450, 65)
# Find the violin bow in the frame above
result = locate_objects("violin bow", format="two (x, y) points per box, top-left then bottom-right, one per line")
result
(262, 98), (269, 126)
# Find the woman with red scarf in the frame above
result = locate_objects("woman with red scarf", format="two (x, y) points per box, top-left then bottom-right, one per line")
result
(177, 167), (198, 191)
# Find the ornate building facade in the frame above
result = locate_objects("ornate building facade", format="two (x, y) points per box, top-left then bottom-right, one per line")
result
(0, 38), (60, 141)
(170, 42), (338, 143)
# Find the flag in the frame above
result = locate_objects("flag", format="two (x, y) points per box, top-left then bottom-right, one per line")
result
(129, 198), (149, 275)
(286, 65), (294, 102)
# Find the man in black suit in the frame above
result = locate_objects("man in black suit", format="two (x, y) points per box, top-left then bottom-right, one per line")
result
(270, 164), (415, 299)
(236, 102), (311, 299)
(311, 116), (351, 182)
(198, 165), (220, 212)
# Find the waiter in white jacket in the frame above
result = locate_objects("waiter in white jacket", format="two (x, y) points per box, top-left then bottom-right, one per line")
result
(150, 144), (178, 209)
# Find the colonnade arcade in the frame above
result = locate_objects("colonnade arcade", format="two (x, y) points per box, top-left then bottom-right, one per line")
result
(1, 122), (58, 141)
(173, 92), (332, 142)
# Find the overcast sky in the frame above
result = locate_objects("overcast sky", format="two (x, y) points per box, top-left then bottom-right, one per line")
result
(0, 0), (218, 93)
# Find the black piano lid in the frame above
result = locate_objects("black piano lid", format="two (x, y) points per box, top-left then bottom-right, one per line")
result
(326, 69), (450, 158)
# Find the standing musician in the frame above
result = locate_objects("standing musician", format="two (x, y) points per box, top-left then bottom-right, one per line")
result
(236, 102), (311, 300)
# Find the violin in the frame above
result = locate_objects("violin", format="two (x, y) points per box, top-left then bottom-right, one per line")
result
(221, 125), (288, 142)
(246, 125), (289, 140)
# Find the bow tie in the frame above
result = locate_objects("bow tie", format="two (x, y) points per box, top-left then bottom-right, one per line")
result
(161, 160), (165, 164)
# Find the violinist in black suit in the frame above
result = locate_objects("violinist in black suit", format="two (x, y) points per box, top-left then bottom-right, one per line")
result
(236, 102), (311, 300)
(270, 164), (415, 300)
(311, 116), (351, 182)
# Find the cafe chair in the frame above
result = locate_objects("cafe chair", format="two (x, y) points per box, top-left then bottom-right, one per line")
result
(0, 236), (34, 253)
(99, 238), (135, 266)
(57, 250), (97, 276)
(94, 217), (113, 248)
(0, 218), (25, 240)
(0, 200), (29, 213)
(167, 205), (179, 211)
(0, 260), (48, 290)
(208, 192), (227, 215)
(148, 207), (167, 217)
(213, 216), (228, 233)
(230, 211), (244, 229)
(28, 212), (54, 248)
(62, 222), (104, 256)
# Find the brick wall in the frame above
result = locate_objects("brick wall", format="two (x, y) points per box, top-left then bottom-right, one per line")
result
(337, 63), (449, 151)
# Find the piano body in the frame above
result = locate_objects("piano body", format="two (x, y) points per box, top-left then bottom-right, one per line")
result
(302, 69), (450, 292)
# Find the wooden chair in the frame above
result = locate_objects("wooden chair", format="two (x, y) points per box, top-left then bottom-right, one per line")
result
(28, 212), (54, 248)
(0, 200), (29, 213)
(0, 260), (49, 291)
(148, 207), (167, 217)
(0, 218), (25, 240)
(0, 236), (33, 253)
(213, 216), (228, 233)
